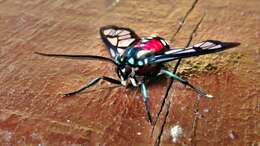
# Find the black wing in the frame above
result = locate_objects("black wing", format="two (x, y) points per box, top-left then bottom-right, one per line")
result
(147, 40), (240, 64)
(100, 25), (140, 59)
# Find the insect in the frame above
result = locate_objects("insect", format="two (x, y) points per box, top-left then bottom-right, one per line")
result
(35, 25), (240, 124)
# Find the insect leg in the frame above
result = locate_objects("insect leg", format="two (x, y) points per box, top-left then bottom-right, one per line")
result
(160, 69), (213, 98)
(64, 76), (121, 96)
(140, 83), (153, 124)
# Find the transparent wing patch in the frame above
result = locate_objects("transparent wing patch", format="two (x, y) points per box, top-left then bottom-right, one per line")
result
(192, 40), (225, 50)
(100, 25), (140, 59)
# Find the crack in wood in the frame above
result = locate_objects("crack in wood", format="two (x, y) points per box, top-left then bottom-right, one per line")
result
(170, 0), (199, 42)
(257, 90), (260, 112)
(185, 13), (205, 48)
(152, 0), (201, 133)
(154, 101), (171, 146)
(151, 74), (175, 137)
(190, 95), (201, 146)
(184, 14), (205, 146)
(152, 0), (200, 137)
(152, 10), (205, 146)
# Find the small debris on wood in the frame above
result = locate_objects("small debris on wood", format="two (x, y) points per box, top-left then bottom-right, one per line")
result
(203, 108), (209, 113)
(170, 124), (183, 143)
(228, 130), (237, 140)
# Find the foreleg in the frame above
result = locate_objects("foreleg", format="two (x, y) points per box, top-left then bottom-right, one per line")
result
(64, 76), (121, 96)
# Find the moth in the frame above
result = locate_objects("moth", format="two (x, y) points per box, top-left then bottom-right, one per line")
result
(35, 25), (240, 124)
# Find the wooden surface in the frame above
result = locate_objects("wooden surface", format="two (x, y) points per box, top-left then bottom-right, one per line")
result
(0, 0), (259, 145)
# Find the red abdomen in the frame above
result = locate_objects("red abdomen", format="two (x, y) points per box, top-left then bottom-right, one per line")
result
(134, 37), (169, 53)
(134, 37), (170, 76)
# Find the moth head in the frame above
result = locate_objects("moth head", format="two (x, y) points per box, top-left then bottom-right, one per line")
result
(116, 64), (133, 85)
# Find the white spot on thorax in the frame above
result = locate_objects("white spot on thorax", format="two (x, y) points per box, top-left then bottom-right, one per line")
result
(136, 50), (151, 58)
(144, 59), (148, 64)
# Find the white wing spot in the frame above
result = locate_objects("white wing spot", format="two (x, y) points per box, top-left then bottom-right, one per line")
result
(107, 37), (118, 46)
(120, 30), (130, 35)
(118, 39), (135, 47)
(209, 44), (222, 49)
(201, 42), (214, 49)
(107, 29), (116, 36)
(115, 30), (122, 35)
(119, 34), (131, 40)
(103, 29), (113, 35)
(194, 42), (204, 48)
